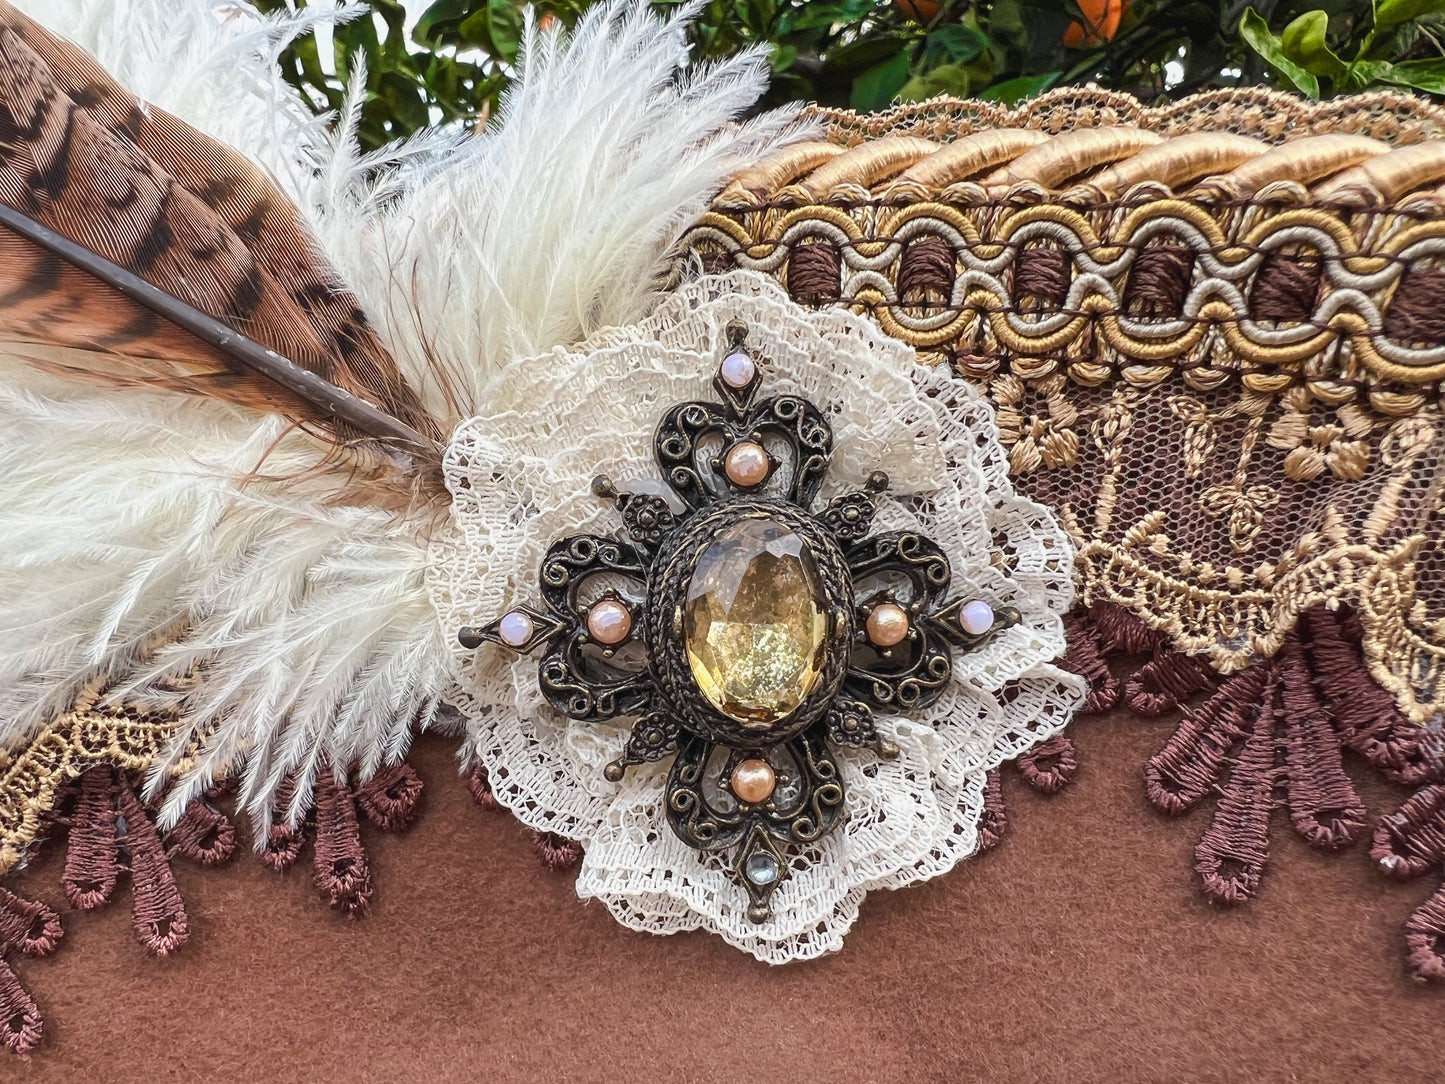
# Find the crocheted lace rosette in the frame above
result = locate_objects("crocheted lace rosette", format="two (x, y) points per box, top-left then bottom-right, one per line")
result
(428, 272), (1083, 962)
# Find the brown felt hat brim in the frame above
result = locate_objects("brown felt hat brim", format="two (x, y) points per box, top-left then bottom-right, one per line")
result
(8, 708), (1440, 1082)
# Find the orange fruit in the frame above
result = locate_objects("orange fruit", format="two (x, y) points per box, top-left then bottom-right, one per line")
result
(895, 0), (941, 21)
(1064, 0), (1126, 47)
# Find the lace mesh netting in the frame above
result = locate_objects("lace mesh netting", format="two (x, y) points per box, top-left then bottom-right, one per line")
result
(1009, 377), (1444, 702)
(427, 273), (1083, 962)
(811, 85), (1445, 147)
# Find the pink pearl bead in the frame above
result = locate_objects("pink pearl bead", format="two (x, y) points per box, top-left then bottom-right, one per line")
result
(725, 442), (770, 488)
(866, 602), (910, 647)
(498, 610), (535, 648)
(586, 599), (633, 645)
(720, 351), (755, 388)
(731, 759), (776, 803)
(959, 600), (995, 636)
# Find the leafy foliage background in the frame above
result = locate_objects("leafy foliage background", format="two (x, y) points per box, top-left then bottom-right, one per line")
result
(252, 0), (1445, 151)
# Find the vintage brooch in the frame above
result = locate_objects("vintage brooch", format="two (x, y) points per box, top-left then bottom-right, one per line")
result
(459, 325), (1018, 921)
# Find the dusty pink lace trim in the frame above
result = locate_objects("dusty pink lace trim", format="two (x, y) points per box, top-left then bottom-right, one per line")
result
(3, 758), (426, 1054)
(1058, 600), (1445, 981)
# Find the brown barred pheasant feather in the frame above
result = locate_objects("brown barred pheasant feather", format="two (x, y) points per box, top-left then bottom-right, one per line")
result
(0, 0), (441, 472)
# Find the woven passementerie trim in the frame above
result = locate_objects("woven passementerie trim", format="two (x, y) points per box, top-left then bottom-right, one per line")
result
(1056, 598), (1445, 980)
(684, 200), (1445, 399)
(682, 88), (1445, 728)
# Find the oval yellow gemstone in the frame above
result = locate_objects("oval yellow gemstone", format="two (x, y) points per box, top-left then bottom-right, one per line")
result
(684, 517), (830, 726)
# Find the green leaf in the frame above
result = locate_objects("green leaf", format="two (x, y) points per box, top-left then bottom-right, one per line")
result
(850, 51), (911, 112)
(977, 71), (1062, 104)
(488, 0), (524, 63)
(769, 42), (797, 72)
(1239, 8), (1321, 97)
(786, 3), (857, 33)
(413, 0), (472, 46)
(376, 69), (430, 133)
(455, 0), (523, 63)
(1280, 11), (1349, 79)
(457, 9), (492, 48)
(922, 24), (989, 70)
(1371, 56), (1445, 91)
(743, 0), (776, 34)
(899, 63), (974, 102)
(825, 33), (911, 74)
(1374, 0), (1445, 32)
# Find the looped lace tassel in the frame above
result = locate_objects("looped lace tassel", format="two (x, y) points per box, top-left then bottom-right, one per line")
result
(467, 763), (503, 812)
(1144, 627), (1368, 905)
(57, 765), (234, 956)
(531, 833), (584, 872)
(262, 762), (425, 917)
(0, 960), (41, 1057)
(1, 765), (233, 1054)
(1305, 608), (1438, 785)
(1192, 667), (1279, 906)
(1016, 736), (1077, 795)
(0, 888), (62, 1056)
(1373, 782), (1445, 982)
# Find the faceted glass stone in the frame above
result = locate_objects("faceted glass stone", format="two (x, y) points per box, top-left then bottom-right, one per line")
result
(684, 517), (830, 726)
(743, 850), (780, 886)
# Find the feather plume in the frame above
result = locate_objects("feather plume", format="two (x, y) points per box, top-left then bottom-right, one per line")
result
(309, 0), (815, 425)
(0, 0), (804, 834)
(0, 372), (447, 831)
(0, 0), (442, 444)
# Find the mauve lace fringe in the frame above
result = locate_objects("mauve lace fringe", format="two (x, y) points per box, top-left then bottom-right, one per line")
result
(1101, 598), (1445, 982)
(0, 765), (236, 1056)
(57, 764), (221, 956)
(1371, 765), (1445, 982)
(263, 762), (425, 917)
(2, 757), (426, 1055)
(0, 888), (61, 1055)
(969, 600), (1206, 856)
(1064, 601), (1215, 716)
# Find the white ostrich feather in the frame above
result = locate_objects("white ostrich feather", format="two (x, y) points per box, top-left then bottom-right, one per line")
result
(309, 0), (814, 424)
(0, 366), (447, 831)
(0, 0), (801, 833)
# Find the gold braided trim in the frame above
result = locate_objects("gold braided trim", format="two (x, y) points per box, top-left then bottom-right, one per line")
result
(682, 198), (1445, 401)
(0, 680), (182, 876)
(807, 86), (1445, 171)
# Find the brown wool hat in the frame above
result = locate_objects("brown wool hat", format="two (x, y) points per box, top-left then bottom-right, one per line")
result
(2, 3), (1444, 1077)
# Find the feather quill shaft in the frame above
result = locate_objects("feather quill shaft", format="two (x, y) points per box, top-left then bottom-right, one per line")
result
(0, 201), (436, 456)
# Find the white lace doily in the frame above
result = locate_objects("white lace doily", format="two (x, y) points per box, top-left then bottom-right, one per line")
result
(427, 272), (1085, 963)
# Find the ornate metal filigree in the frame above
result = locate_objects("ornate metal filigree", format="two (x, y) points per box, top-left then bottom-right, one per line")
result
(460, 323), (1020, 921)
